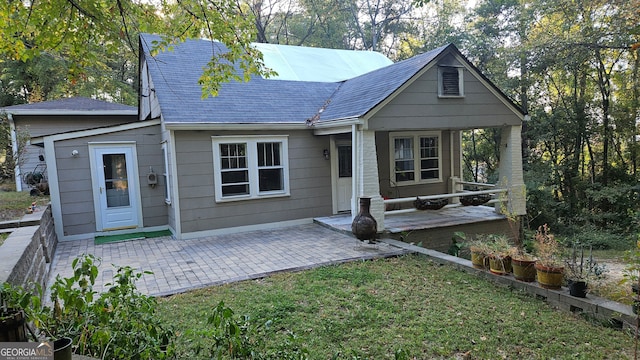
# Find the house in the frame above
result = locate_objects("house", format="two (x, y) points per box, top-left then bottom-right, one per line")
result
(2, 98), (137, 194)
(7, 34), (527, 244)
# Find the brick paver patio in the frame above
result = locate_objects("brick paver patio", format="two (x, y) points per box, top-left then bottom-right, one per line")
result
(47, 223), (406, 296)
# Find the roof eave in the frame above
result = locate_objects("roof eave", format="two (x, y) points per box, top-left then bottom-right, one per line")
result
(164, 122), (309, 131)
(4, 109), (138, 116)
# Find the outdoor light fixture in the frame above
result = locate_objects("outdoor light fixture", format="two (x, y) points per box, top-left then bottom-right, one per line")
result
(323, 149), (330, 160)
(71, 150), (79, 157)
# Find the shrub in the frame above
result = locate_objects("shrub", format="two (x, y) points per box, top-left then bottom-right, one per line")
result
(2, 254), (174, 359)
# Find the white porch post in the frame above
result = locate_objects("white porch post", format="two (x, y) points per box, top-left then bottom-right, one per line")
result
(498, 124), (526, 216)
(352, 126), (384, 231)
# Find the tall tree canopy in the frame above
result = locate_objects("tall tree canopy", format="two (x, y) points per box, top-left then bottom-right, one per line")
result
(0, 0), (273, 101)
(2, 0), (640, 242)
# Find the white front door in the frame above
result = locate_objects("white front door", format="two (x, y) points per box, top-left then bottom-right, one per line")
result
(336, 143), (352, 213)
(90, 144), (141, 231)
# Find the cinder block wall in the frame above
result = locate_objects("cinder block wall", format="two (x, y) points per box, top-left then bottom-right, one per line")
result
(0, 205), (58, 290)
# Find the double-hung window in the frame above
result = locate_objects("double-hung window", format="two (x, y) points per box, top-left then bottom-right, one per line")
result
(390, 132), (442, 185)
(212, 136), (289, 202)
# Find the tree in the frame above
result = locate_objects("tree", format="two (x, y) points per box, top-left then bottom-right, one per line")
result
(0, 0), (273, 99)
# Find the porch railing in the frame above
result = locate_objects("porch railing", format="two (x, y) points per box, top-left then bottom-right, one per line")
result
(383, 179), (507, 215)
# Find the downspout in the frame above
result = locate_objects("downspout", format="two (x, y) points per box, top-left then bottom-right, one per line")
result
(8, 114), (21, 192)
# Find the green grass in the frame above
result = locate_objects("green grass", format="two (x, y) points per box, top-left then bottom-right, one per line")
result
(157, 254), (635, 359)
(0, 190), (49, 221)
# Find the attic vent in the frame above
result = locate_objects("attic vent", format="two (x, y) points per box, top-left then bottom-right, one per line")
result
(438, 66), (464, 97)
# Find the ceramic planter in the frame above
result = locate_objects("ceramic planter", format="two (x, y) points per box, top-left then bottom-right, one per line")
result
(470, 248), (488, 269)
(54, 337), (73, 360)
(535, 263), (564, 290)
(489, 256), (512, 275)
(567, 280), (588, 298)
(512, 258), (537, 282)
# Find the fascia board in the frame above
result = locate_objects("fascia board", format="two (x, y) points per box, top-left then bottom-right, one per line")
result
(5, 109), (137, 116)
(45, 119), (161, 142)
(163, 122), (309, 131)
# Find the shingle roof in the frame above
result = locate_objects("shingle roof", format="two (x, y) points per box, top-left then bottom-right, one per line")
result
(141, 34), (338, 125)
(1, 97), (136, 114)
(140, 34), (454, 125)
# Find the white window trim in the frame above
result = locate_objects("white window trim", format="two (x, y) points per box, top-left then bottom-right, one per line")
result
(389, 131), (443, 186)
(212, 135), (290, 202)
(162, 142), (171, 204)
(438, 66), (464, 98)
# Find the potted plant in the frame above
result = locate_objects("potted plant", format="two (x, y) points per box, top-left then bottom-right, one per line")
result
(460, 232), (491, 269)
(0, 283), (30, 342)
(511, 250), (537, 283)
(564, 242), (607, 298)
(623, 239), (640, 314)
(533, 224), (564, 290)
(486, 234), (514, 275)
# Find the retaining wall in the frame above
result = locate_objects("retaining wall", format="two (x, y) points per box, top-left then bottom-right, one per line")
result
(0, 205), (58, 289)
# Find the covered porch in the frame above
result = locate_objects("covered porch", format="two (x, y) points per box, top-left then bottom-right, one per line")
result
(315, 179), (514, 253)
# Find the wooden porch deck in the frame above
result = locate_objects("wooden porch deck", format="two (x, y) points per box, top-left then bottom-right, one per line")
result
(314, 205), (511, 252)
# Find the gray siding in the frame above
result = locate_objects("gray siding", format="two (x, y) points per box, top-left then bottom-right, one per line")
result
(19, 145), (48, 192)
(16, 115), (137, 138)
(174, 130), (332, 233)
(377, 130), (460, 203)
(368, 63), (521, 131)
(54, 125), (167, 236)
(15, 114), (137, 192)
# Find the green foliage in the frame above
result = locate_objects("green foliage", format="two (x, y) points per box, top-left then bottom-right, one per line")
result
(193, 300), (308, 359)
(1, 254), (174, 359)
(0, 0), (272, 99)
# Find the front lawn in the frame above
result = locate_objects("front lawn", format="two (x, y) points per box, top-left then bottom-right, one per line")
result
(157, 254), (635, 359)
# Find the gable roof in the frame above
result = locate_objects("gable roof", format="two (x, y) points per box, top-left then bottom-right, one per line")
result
(141, 34), (338, 126)
(140, 34), (524, 128)
(1, 97), (137, 116)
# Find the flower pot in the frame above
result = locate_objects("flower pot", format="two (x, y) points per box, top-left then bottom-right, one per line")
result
(512, 258), (537, 282)
(470, 248), (488, 269)
(54, 337), (73, 360)
(535, 263), (564, 290)
(568, 280), (588, 298)
(489, 256), (512, 275)
(0, 309), (28, 342)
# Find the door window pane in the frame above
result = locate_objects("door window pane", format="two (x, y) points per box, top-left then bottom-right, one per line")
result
(338, 146), (352, 178)
(103, 153), (130, 207)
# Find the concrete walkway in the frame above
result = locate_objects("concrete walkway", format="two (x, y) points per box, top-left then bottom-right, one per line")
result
(47, 224), (406, 297)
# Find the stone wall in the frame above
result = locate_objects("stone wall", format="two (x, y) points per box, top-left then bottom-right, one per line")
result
(0, 205), (58, 289)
